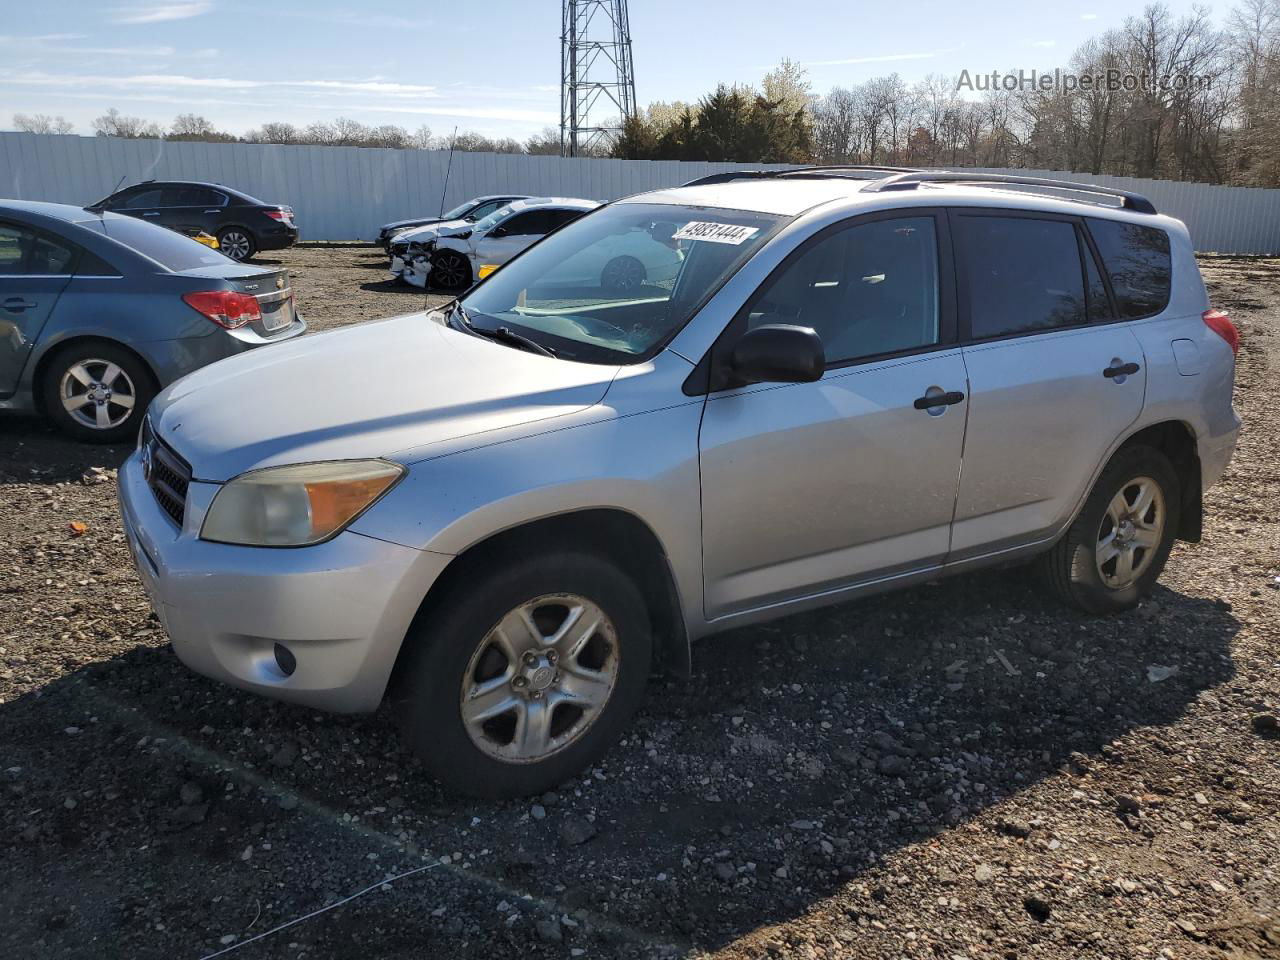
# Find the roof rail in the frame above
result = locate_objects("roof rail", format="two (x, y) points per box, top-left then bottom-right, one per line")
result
(682, 164), (923, 188)
(863, 171), (1158, 214)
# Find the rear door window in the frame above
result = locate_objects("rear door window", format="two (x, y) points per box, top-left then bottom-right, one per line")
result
(956, 215), (1086, 339)
(166, 186), (225, 207)
(0, 222), (75, 275)
(1086, 219), (1172, 318)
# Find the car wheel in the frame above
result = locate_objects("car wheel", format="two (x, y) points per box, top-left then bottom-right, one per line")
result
(394, 551), (652, 798)
(216, 228), (256, 262)
(601, 255), (646, 292)
(431, 250), (471, 291)
(1038, 445), (1181, 614)
(41, 342), (154, 444)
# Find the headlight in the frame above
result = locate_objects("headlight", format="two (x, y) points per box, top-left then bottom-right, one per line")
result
(201, 460), (405, 547)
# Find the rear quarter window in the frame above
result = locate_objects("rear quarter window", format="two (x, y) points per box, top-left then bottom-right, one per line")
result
(1086, 219), (1172, 319)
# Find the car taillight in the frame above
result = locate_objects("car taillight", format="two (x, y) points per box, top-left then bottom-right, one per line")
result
(182, 290), (263, 330)
(266, 206), (294, 222)
(1203, 308), (1239, 356)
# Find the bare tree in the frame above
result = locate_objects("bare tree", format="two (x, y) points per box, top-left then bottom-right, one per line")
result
(91, 108), (161, 139)
(13, 113), (74, 135)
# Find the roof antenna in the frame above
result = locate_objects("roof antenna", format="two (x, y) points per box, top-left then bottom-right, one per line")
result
(438, 126), (458, 218)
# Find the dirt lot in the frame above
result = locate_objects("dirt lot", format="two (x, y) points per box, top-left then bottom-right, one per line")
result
(1, 247), (1277, 960)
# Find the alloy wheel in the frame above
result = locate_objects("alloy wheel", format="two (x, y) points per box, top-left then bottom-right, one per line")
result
(1095, 476), (1165, 589)
(601, 255), (645, 292)
(433, 251), (469, 289)
(459, 594), (620, 764)
(59, 359), (137, 431)
(220, 231), (251, 261)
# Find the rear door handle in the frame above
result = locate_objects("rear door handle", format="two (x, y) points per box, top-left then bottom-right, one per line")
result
(1103, 361), (1140, 378)
(203, 209), (222, 214)
(913, 389), (966, 410)
(2, 297), (37, 312)
(142, 211), (161, 217)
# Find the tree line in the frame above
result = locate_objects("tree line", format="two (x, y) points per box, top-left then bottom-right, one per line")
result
(11, 110), (570, 156)
(611, 1), (1280, 186)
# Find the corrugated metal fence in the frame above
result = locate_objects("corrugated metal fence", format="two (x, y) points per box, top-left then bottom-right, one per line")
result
(3, 132), (1279, 253)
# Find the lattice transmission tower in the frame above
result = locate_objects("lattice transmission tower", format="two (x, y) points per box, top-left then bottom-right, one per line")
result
(560, 0), (637, 157)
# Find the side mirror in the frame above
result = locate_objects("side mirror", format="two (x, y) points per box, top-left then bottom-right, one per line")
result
(488, 226), (507, 239)
(729, 324), (824, 385)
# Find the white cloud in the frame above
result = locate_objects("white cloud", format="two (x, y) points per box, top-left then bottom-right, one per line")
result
(1081, 12), (1098, 20)
(110, 2), (213, 24)
(0, 35), (179, 57)
(802, 52), (938, 67)
(1031, 40), (1057, 47)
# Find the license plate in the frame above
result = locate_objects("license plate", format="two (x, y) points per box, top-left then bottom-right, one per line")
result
(263, 296), (294, 332)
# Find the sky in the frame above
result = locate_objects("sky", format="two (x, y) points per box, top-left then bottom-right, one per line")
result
(1, 0), (1220, 141)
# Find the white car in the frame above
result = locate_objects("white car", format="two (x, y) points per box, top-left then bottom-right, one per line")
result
(399, 198), (599, 291)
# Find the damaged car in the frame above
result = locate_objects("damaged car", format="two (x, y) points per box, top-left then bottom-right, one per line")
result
(392, 197), (598, 291)
(376, 195), (528, 253)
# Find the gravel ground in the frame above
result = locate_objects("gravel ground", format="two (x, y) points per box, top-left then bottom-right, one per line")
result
(1, 248), (1277, 960)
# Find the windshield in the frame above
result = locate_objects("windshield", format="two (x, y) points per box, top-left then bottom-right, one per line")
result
(458, 202), (783, 363)
(80, 215), (230, 271)
(473, 204), (517, 234)
(442, 199), (477, 221)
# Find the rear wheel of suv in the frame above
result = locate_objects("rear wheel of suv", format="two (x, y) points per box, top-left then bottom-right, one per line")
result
(394, 551), (652, 798)
(1039, 445), (1181, 614)
(431, 249), (471, 291)
(216, 227), (256, 262)
(41, 341), (154, 444)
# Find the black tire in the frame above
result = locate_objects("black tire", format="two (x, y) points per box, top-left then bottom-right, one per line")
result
(1038, 445), (1181, 614)
(216, 227), (256, 262)
(394, 551), (652, 798)
(430, 249), (472, 291)
(40, 341), (154, 444)
(601, 255), (646, 292)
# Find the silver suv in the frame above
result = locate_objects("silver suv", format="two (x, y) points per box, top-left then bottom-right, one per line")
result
(117, 168), (1241, 798)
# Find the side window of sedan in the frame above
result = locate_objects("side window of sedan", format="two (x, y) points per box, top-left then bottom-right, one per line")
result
(119, 188), (164, 209)
(747, 216), (942, 365)
(499, 212), (543, 236)
(0, 223), (76, 276)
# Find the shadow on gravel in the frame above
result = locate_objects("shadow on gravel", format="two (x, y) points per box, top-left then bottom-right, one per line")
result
(0, 552), (1240, 958)
(1, 417), (132, 485)
(358, 279), (435, 295)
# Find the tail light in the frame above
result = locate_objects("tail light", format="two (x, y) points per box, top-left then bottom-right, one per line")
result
(182, 290), (262, 329)
(1203, 308), (1239, 356)
(265, 206), (294, 223)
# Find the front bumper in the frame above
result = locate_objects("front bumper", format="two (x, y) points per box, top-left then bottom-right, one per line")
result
(117, 450), (451, 712)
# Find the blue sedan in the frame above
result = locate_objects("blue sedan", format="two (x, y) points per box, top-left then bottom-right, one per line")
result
(0, 200), (305, 442)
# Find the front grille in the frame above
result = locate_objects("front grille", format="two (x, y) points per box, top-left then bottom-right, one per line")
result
(141, 418), (191, 527)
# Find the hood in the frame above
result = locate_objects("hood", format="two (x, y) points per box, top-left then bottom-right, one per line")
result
(382, 216), (442, 234)
(151, 313), (620, 481)
(396, 218), (473, 245)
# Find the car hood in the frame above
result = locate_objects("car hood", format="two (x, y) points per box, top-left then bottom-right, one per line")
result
(381, 216), (442, 233)
(150, 313), (620, 481)
(396, 219), (473, 244)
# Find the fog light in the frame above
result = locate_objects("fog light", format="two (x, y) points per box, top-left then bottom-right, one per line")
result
(273, 643), (297, 677)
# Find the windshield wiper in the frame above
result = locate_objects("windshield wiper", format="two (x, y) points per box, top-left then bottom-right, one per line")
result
(492, 326), (557, 357)
(449, 301), (556, 357)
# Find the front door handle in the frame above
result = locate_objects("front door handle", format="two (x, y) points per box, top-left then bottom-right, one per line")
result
(203, 209), (222, 214)
(2, 297), (37, 312)
(1103, 361), (1140, 378)
(142, 211), (161, 217)
(913, 389), (966, 410)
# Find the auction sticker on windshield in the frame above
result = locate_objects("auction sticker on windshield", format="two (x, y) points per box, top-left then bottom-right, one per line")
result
(672, 221), (760, 244)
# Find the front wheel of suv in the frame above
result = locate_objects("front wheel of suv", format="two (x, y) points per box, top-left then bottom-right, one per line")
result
(1038, 445), (1181, 614)
(394, 551), (652, 798)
